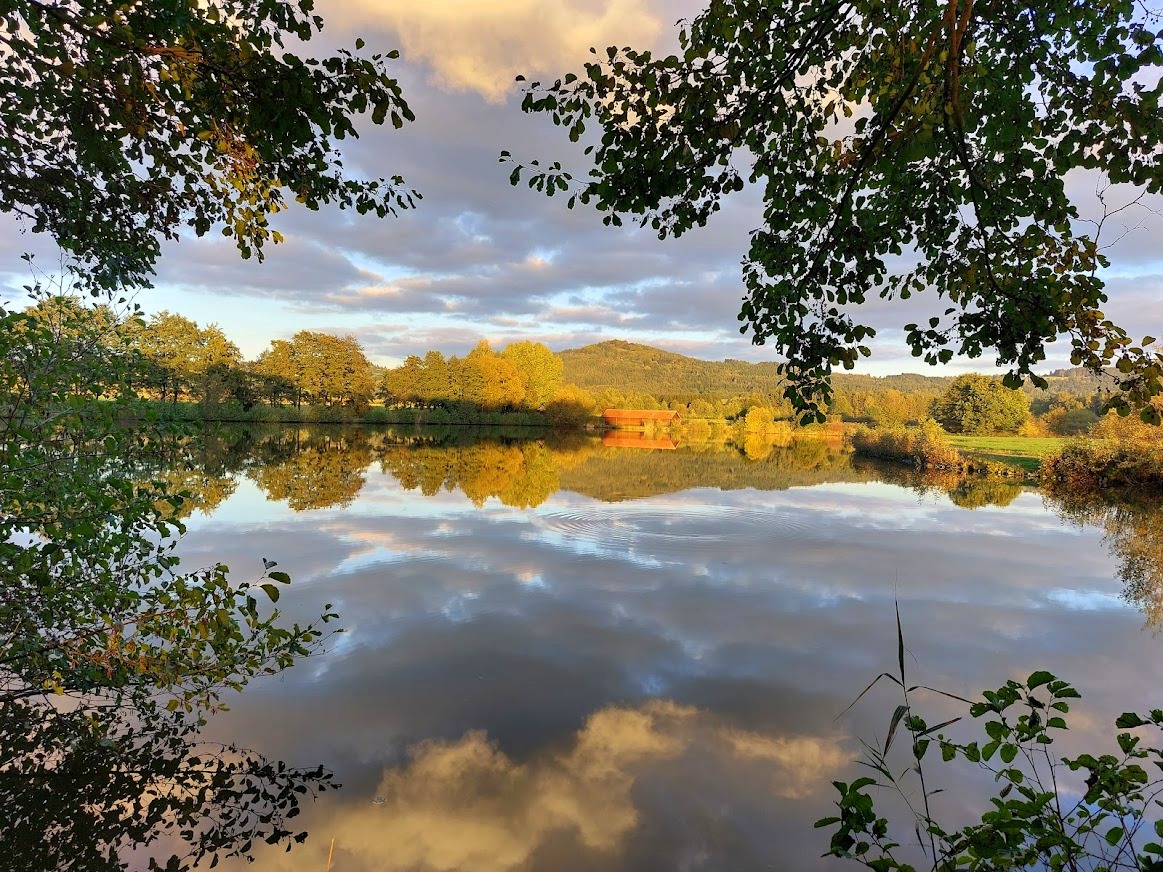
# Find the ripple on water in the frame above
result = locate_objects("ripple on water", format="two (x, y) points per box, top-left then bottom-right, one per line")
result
(536, 503), (814, 555)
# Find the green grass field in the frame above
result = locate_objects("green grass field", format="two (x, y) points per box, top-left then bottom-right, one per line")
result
(944, 435), (1070, 472)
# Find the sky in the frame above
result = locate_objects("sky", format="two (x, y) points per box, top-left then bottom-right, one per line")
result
(1, 0), (1160, 373)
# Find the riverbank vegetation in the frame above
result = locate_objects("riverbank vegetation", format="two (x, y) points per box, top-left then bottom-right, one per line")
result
(34, 303), (1157, 438)
(41, 296), (1157, 487)
(822, 622), (1163, 871)
(0, 0), (421, 864)
(1043, 409), (1163, 490)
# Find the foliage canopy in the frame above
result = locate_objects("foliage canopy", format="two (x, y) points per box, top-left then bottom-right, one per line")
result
(254, 330), (377, 409)
(1, 0), (417, 288)
(930, 374), (1030, 434)
(0, 293), (340, 868)
(1, 0), (414, 864)
(508, 0), (1163, 422)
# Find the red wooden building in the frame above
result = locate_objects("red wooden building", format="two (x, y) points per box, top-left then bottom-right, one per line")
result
(600, 409), (679, 428)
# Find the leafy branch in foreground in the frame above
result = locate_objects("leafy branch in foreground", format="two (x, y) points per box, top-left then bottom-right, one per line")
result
(1, 0), (418, 289)
(820, 610), (1163, 871)
(0, 283), (341, 869)
(506, 0), (1163, 422)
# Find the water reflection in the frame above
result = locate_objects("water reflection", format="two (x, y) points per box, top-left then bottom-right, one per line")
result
(601, 431), (678, 450)
(248, 429), (372, 510)
(862, 464), (1028, 511)
(158, 425), (867, 510)
(1050, 489), (1163, 629)
(228, 701), (852, 872)
(150, 426), (1163, 870)
(156, 426), (1163, 625)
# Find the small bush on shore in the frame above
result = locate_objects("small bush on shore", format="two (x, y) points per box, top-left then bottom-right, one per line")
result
(850, 420), (963, 469)
(1043, 406), (1163, 489)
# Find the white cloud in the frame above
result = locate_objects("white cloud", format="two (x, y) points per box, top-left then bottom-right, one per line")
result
(329, 0), (664, 102)
(241, 700), (852, 872)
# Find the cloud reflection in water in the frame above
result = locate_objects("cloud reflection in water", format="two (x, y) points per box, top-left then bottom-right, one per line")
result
(168, 435), (1161, 870)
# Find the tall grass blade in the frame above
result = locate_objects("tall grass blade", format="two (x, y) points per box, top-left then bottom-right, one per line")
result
(885, 703), (910, 755)
(836, 672), (903, 721)
(896, 601), (905, 682)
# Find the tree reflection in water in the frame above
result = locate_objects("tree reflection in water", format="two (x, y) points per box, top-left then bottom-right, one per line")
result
(73, 423), (1163, 867)
(1048, 489), (1163, 629)
(145, 428), (1163, 634)
(1, 690), (334, 871)
(248, 429), (373, 511)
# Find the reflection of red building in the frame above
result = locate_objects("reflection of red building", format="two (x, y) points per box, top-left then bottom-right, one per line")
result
(600, 409), (679, 428)
(602, 431), (678, 451)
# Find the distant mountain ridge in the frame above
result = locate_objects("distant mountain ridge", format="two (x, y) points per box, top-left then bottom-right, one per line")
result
(560, 340), (783, 398)
(559, 340), (1110, 399)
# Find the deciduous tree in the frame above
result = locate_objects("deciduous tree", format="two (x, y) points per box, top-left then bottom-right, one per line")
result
(255, 332), (375, 409)
(509, 0), (1163, 422)
(2, 0), (417, 289)
(0, 295), (338, 869)
(254, 339), (299, 407)
(1, 1), (417, 864)
(135, 312), (205, 403)
(462, 340), (526, 410)
(931, 373), (1029, 434)
(502, 341), (564, 410)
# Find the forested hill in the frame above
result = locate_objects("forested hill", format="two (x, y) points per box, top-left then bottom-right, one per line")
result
(561, 340), (951, 399)
(560, 340), (783, 397)
(559, 340), (1114, 400)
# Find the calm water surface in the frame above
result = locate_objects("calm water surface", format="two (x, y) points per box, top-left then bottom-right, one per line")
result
(166, 427), (1161, 871)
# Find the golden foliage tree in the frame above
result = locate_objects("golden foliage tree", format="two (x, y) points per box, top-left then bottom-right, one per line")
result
(502, 341), (563, 410)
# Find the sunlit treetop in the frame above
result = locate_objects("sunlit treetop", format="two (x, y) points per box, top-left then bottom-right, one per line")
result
(507, 0), (1163, 422)
(0, 0), (418, 289)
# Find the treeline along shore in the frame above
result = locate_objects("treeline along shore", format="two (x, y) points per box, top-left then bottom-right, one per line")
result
(29, 297), (1162, 490)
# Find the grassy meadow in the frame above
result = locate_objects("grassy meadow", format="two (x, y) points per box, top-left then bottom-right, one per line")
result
(944, 435), (1071, 472)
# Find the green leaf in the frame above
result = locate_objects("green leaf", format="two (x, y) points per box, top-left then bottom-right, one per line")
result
(267, 571), (291, 584)
(1027, 670), (1054, 689)
(260, 584), (281, 603)
(1118, 733), (1141, 754)
(1116, 713), (1149, 729)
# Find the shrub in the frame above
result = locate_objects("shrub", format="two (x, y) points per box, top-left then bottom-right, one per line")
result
(850, 420), (963, 469)
(1044, 439), (1163, 489)
(744, 406), (775, 431)
(1017, 416), (1051, 437)
(931, 374), (1030, 434)
(1045, 406), (1100, 436)
(1043, 405), (1163, 489)
(821, 623), (1163, 872)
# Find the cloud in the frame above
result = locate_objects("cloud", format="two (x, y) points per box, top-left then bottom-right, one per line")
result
(154, 233), (381, 298)
(235, 700), (851, 872)
(7, 2), (1156, 378)
(328, 0), (665, 103)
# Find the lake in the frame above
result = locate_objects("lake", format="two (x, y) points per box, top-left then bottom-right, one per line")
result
(164, 426), (1161, 871)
